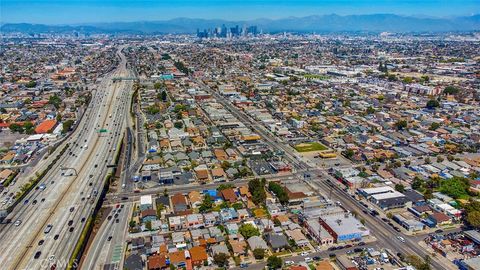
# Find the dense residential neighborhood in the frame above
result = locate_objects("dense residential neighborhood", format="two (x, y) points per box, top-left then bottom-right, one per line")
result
(0, 23), (479, 270)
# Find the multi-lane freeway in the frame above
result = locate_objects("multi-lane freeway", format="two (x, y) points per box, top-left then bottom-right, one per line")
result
(0, 47), (133, 270)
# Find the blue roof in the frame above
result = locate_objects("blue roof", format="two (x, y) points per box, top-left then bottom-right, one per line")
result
(205, 189), (220, 199)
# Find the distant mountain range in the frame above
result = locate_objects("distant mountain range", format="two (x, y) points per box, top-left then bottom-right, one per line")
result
(2, 14), (479, 34)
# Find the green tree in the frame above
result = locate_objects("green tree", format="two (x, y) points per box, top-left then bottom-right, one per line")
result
(426, 99), (440, 109)
(443, 86), (460, 95)
(174, 121), (183, 129)
(217, 183), (234, 191)
(129, 220), (136, 228)
(402, 77), (413, 84)
(344, 149), (355, 158)
(62, 119), (75, 134)
(239, 223), (260, 239)
(154, 82), (162, 90)
(395, 120), (408, 130)
(156, 203), (164, 218)
(248, 179), (266, 205)
(145, 220), (152, 230)
(161, 90), (167, 101)
(267, 256), (282, 269)
(48, 94), (62, 109)
(439, 177), (470, 199)
(199, 194), (213, 213)
(9, 123), (24, 133)
(213, 253), (229, 267)
(395, 183), (405, 193)
(174, 61), (190, 75)
(388, 74), (397, 81)
(366, 106), (375, 114)
(424, 188), (433, 200)
(23, 122), (35, 134)
(146, 105), (160, 115)
(268, 182), (289, 205)
(220, 161), (231, 170)
(466, 211), (480, 228)
(25, 80), (37, 88)
(411, 177), (423, 191)
(253, 248), (265, 260)
(430, 122), (440, 130)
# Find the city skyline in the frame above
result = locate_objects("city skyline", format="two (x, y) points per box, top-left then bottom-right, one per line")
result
(1, 0), (479, 24)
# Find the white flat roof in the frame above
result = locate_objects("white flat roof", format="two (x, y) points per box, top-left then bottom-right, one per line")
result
(371, 191), (406, 200)
(360, 186), (394, 195)
(140, 195), (152, 205)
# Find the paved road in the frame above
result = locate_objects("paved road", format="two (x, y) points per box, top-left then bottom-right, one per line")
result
(0, 47), (133, 270)
(82, 203), (132, 270)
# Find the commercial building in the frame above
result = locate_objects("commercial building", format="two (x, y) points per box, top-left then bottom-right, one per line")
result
(359, 186), (410, 210)
(140, 195), (153, 211)
(319, 213), (369, 243)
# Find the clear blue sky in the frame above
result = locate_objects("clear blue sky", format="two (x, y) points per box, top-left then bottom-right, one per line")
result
(1, 0), (479, 24)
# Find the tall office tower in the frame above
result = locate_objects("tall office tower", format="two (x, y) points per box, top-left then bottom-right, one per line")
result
(230, 25), (240, 37)
(221, 24), (228, 38)
(247, 25), (258, 36)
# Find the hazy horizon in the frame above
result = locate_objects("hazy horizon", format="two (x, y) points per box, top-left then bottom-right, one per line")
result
(1, 0), (479, 24)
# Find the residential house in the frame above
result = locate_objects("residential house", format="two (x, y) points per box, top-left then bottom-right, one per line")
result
(219, 208), (238, 222)
(189, 246), (208, 267)
(141, 209), (158, 223)
(169, 250), (187, 269)
(188, 191), (202, 208)
(171, 193), (189, 213)
(247, 236), (268, 250)
(147, 254), (168, 270)
(229, 239), (247, 256)
(226, 223), (239, 235)
(211, 167), (226, 181)
(186, 214), (205, 229)
(211, 244), (230, 256)
(285, 229), (309, 247)
(266, 232), (289, 251)
(220, 188), (237, 203)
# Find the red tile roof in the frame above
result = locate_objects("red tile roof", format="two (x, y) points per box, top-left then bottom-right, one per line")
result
(35, 119), (57, 134)
(221, 188), (237, 203)
(189, 246), (208, 264)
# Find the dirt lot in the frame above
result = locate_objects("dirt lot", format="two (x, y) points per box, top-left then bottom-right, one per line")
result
(0, 130), (25, 148)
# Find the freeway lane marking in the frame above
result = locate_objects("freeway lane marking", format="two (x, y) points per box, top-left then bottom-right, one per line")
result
(111, 245), (122, 263)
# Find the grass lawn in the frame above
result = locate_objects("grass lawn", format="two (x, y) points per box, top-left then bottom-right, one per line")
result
(294, 142), (328, 152)
(273, 250), (291, 257)
(253, 208), (267, 218)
